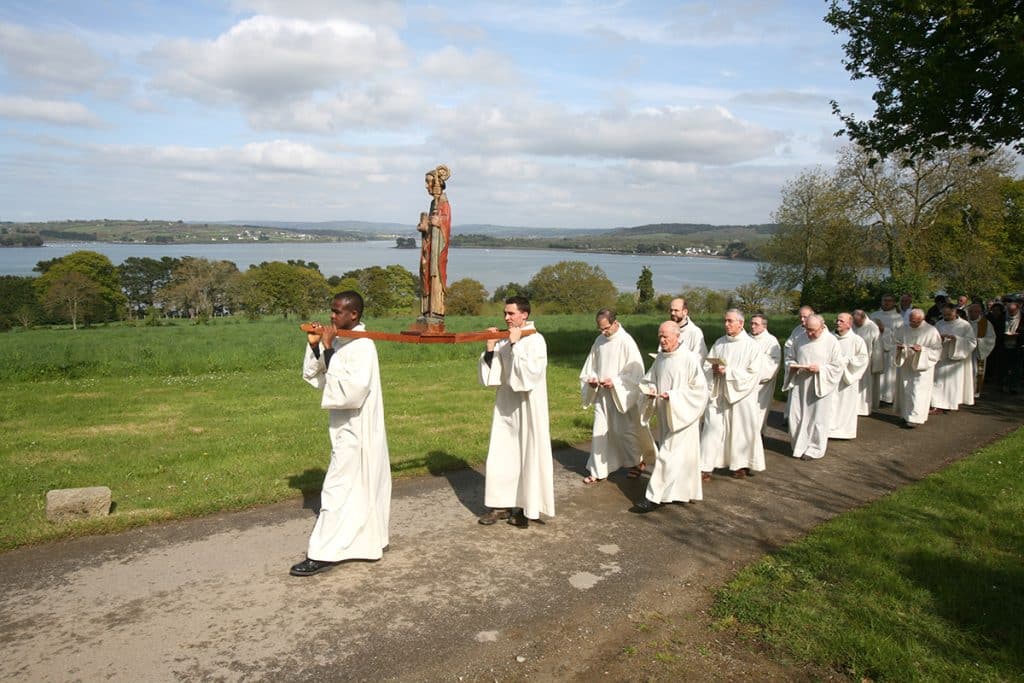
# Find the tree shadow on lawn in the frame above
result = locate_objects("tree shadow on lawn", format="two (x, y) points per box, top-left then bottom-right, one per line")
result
(901, 550), (1024, 672)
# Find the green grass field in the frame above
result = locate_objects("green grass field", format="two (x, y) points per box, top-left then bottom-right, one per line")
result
(713, 426), (1024, 681)
(2, 311), (784, 550)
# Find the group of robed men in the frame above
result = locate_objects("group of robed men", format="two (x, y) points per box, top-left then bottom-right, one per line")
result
(576, 293), (1005, 514)
(286, 289), (1008, 576)
(290, 292), (553, 577)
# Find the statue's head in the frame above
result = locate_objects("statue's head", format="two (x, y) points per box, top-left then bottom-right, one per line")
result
(425, 164), (451, 195)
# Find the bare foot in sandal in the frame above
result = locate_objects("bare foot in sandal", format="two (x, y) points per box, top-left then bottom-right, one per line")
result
(582, 475), (602, 484)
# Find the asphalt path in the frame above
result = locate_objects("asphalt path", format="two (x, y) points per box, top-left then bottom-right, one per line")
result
(1, 395), (1021, 682)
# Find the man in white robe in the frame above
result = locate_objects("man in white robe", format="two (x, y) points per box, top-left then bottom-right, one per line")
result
(968, 303), (996, 397)
(580, 309), (655, 483)
(749, 313), (781, 431)
(629, 321), (708, 513)
(931, 302), (978, 412)
(783, 305), (814, 424)
(893, 309), (943, 428)
(830, 313), (870, 439)
(852, 309), (883, 414)
(783, 315), (844, 459)
(700, 309), (765, 479)
(661, 297), (707, 358)
(478, 296), (554, 528)
(870, 294), (904, 404)
(292, 291), (392, 577)
(898, 293), (915, 325)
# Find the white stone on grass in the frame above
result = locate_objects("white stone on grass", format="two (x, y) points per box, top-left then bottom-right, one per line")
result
(46, 487), (111, 523)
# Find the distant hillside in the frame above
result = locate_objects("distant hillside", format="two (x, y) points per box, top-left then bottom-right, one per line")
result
(610, 223), (779, 236)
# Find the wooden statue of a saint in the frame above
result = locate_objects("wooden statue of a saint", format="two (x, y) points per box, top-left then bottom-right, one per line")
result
(417, 164), (451, 328)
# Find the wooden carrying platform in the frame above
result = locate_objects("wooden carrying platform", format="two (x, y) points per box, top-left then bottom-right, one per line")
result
(299, 323), (535, 344)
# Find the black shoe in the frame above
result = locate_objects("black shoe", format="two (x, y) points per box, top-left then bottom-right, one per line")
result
(478, 508), (511, 525)
(507, 509), (529, 528)
(629, 499), (661, 514)
(799, 454), (813, 461)
(289, 558), (339, 577)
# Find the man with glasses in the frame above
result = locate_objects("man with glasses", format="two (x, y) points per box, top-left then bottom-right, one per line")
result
(580, 309), (655, 484)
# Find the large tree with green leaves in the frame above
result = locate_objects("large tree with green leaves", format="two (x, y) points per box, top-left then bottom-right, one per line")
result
(527, 261), (616, 313)
(41, 272), (104, 329)
(34, 250), (125, 322)
(235, 261), (329, 319)
(338, 265), (418, 317)
(826, 0), (1024, 159)
(836, 144), (1014, 284)
(119, 256), (180, 318)
(157, 257), (239, 321)
(757, 167), (873, 310)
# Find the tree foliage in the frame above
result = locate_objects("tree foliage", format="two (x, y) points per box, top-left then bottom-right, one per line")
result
(445, 278), (488, 315)
(34, 250), (125, 323)
(119, 256), (179, 318)
(827, 0), (1024, 158)
(41, 271), (103, 329)
(0, 275), (43, 330)
(338, 265), (417, 317)
(491, 282), (531, 303)
(757, 167), (872, 306)
(236, 261), (330, 319)
(157, 257), (239, 321)
(527, 261), (617, 314)
(636, 266), (655, 306)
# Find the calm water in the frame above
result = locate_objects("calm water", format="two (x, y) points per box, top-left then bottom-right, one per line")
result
(0, 241), (758, 293)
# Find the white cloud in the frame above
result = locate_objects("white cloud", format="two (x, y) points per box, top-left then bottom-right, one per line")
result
(419, 46), (521, 87)
(231, 0), (405, 26)
(248, 81), (425, 133)
(146, 15), (407, 104)
(432, 103), (783, 164)
(0, 21), (118, 95)
(0, 95), (102, 127)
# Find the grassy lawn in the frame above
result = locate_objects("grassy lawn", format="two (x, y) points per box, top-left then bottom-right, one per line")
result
(2, 311), (785, 550)
(712, 426), (1024, 681)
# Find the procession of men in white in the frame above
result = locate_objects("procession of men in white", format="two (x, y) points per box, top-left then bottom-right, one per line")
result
(290, 291), (996, 573)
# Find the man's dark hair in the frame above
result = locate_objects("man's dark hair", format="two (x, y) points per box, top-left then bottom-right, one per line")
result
(941, 302), (956, 311)
(596, 308), (616, 323)
(505, 296), (531, 315)
(333, 290), (364, 319)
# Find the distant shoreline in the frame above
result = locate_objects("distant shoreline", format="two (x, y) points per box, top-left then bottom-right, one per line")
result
(4, 239), (760, 263)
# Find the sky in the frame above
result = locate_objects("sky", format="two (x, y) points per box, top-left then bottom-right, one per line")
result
(0, 0), (879, 229)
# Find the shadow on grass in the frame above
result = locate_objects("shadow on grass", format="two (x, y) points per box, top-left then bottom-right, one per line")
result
(901, 550), (1024, 673)
(286, 468), (326, 514)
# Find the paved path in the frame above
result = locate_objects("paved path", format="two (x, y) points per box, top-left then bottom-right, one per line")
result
(2, 397), (1021, 682)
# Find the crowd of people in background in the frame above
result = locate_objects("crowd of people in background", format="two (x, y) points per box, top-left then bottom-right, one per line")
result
(574, 292), (1021, 515)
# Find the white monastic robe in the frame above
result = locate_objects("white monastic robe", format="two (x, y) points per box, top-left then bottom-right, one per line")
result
(869, 308), (903, 403)
(970, 316), (996, 396)
(700, 331), (765, 472)
(302, 324), (392, 562)
(657, 318), (708, 358)
(783, 332), (844, 458)
(639, 347), (709, 503)
(580, 326), (656, 479)
(853, 318), (882, 415)
(782, 325), (808, 422)
(680, 319), (708, 359)
(893, 322), (943, 425)
(750, 330), (781, 431)
(830, 330), (869, 439)
(932, 317), (978, 409)
(479, 321), (555, 520)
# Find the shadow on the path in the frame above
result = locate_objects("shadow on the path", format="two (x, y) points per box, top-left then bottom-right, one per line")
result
(286, 469), (326, 514)
(425, 451), (487, 516)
